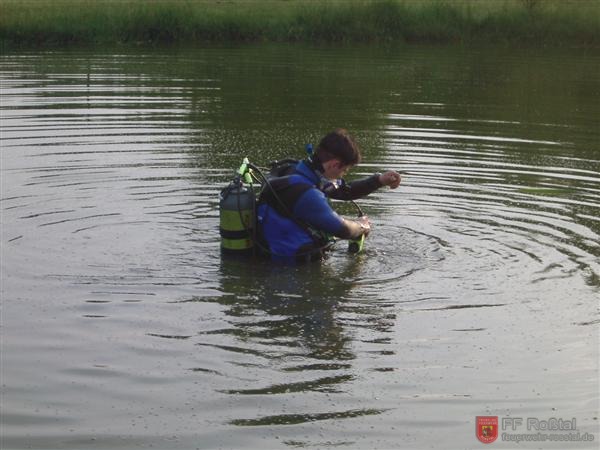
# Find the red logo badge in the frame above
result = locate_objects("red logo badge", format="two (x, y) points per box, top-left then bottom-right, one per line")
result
(476, 416), (498, 444)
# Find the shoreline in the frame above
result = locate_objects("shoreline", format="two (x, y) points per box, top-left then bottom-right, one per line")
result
(2, 0), (599, 49)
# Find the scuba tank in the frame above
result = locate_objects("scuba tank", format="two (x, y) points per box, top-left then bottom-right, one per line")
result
(219, 158), (255, 255)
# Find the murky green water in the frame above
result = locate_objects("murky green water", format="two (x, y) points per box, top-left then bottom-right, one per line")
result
(1, 44), (599, 449)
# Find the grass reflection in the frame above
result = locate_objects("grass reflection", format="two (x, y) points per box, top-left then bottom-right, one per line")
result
(230, 407), (390, 426)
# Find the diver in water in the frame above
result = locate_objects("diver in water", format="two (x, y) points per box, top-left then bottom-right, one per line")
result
(256, 128), (401, 262)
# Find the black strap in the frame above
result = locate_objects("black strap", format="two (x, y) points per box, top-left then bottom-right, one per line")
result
(258, 176), (328, 245)
(219, 228), (250, 239)
(259, 177), (310, 216)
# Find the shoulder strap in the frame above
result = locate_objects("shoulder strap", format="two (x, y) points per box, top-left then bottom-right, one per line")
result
(259, 175), (311, 217)
(268, 159), (299, 178)
(258, 176), (328, 244)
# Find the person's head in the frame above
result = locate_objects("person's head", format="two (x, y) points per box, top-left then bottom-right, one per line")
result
(315, 128), (361, 180)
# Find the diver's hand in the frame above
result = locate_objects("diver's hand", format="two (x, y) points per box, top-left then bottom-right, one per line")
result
(357, 215), (371, 237)
(338, 216), (371, 240)
(379, 171), (401, 189)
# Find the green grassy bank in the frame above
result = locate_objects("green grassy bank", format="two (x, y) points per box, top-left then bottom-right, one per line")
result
(2, 0), (599, 48)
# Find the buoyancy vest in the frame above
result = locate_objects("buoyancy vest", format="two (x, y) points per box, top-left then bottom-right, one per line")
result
(256, 161), (341, 261)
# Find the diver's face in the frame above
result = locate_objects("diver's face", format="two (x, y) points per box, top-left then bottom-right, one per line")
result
(323, 159), (352, 180)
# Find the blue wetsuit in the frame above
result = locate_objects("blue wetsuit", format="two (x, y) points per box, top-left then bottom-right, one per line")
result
(257, 160), (382, 262)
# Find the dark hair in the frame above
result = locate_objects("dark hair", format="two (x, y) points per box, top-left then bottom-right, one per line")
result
(316, 128), (361, 166)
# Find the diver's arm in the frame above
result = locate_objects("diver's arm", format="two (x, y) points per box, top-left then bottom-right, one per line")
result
(335, 216), (371, 240)
(328, 174), (382, 201)
(294, 189), (369, 239)
(328, 171), (402, 201)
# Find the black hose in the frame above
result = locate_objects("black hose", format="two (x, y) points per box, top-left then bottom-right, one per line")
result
(350, 199), (364, 217)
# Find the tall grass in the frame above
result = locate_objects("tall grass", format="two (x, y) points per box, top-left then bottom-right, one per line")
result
(1, 0), (599, 47)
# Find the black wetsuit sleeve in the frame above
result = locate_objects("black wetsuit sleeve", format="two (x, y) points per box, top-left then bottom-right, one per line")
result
(328, 174), (382, 201)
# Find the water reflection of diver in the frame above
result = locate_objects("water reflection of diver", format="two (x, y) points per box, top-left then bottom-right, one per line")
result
(220, 129), (401, 263)
(217, 257), (356, 361)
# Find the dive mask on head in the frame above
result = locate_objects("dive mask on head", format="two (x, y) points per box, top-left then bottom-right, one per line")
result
(305, 153), (340, 194)
(314, 165), (345, 195)
(320, 178), (340, 195)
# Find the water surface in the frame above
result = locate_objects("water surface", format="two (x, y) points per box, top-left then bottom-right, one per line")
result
(1, 44), (599, 449)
